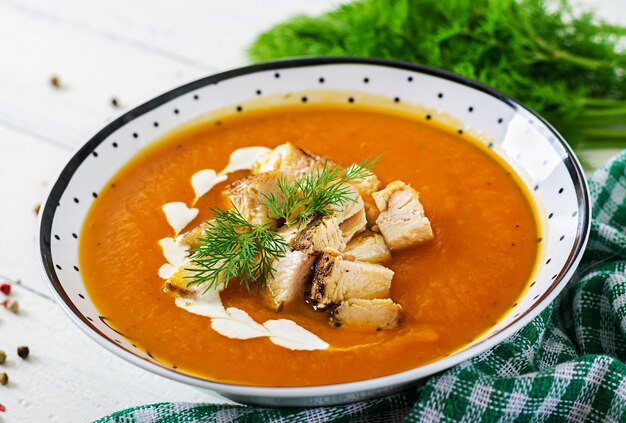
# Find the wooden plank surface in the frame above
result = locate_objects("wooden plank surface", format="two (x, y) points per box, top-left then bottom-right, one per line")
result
(0, 0), (623, 421)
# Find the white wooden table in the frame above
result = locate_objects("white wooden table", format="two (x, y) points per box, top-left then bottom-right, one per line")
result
(0, 1), (622, 421)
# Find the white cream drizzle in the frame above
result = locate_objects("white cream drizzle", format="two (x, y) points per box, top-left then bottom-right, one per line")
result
(174, 293), (328, 349)
(263, 319), (329, 350)
(162, 202), (198, 235)
(191, 169), (228, 202)
(158, 236), (190, 279)
(158, 263), (178, 279)
(156, 145), (329, 351)
(219, 146), (270, 175)
(212, 308), (270, 339)
(159, 237), (188, 267)
(174, 290), (227, 319)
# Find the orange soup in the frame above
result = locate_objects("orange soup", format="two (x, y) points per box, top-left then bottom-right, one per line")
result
(80, 103), (538, 386)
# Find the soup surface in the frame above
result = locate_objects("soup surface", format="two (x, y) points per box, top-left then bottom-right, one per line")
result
(80, 103), (538, 386)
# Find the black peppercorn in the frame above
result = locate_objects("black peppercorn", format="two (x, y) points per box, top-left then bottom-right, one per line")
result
(17, 346), (29, 359)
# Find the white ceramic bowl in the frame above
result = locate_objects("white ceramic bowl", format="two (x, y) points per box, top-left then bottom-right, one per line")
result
(37, 58), (590, 407)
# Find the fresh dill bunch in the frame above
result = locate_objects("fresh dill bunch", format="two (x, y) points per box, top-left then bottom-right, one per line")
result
(186, 207), (288, 292)
(248, 0), (626, 158)
(263, 157), (379, 227)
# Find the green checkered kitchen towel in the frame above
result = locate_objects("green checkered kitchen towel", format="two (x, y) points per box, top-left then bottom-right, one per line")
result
(97, 150), (626, 423)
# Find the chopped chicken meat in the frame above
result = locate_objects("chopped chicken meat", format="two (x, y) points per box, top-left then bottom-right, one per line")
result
(265, 251), (316, 311)
(308, 254), (394, 308)
(180, 221), (211, 248)
(225, 170), (282, 228)
(372, 180), (434, 249)
(331, 298), (402, 330)
(252, 142), (333, 180)
(344, 231), (391, 263)
(292, 214), (345, 254)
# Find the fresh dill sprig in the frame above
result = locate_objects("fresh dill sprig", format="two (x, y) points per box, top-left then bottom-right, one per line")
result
(248, 0), (626, 160)
(263, 156), (379, 227)
(185, 207), (288, 292)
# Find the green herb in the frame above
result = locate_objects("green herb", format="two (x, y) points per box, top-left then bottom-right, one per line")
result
(263, 157), (378, 227)
(187, 156), (378, 291)
(248, 0), (626, 159)
(186, 207), (288, 291)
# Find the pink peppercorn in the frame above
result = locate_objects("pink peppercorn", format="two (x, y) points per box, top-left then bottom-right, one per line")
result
(0, 403), (5, 412)
(0, 283), (10, 296)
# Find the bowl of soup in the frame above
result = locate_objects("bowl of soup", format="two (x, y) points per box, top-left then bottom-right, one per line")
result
(37, 57), (590, 406)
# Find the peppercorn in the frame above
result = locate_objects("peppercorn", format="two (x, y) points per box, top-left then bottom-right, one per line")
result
(17, 346), (29, 359)
(0, 350), (5, 364)
(0, 372), (7, 386)
(3, 299), (18, 313)
(0, 403), (5, 412)
(50, 75), (62, 88)
(0, 283), (10, 296)
(111, 97), (120, 108)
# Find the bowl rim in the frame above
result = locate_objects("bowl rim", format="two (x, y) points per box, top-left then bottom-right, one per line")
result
(37, 56), (591, 399)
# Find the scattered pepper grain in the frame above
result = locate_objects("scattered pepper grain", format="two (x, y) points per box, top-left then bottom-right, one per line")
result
(3, 299), (18, 314)
(49, 75), (63, 89)
(17, 346), (29, 360)
(0, 350), (5, 364)
(34, 203), (41, 215)
(0, 373), (7, 386)
(0, 283), (10, 296)
(111, 97), (120, 108)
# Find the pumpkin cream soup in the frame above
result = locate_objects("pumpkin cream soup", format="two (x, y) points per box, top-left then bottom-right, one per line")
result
(80, 103), (538, 386)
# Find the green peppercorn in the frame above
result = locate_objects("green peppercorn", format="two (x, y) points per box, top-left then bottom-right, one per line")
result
(50, 75), (61, 88)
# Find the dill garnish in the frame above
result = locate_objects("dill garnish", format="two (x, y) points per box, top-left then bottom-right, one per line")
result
(186, 207), (288, 291)
(186, 155), (379, 291)
(262, 157), (379, 227)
